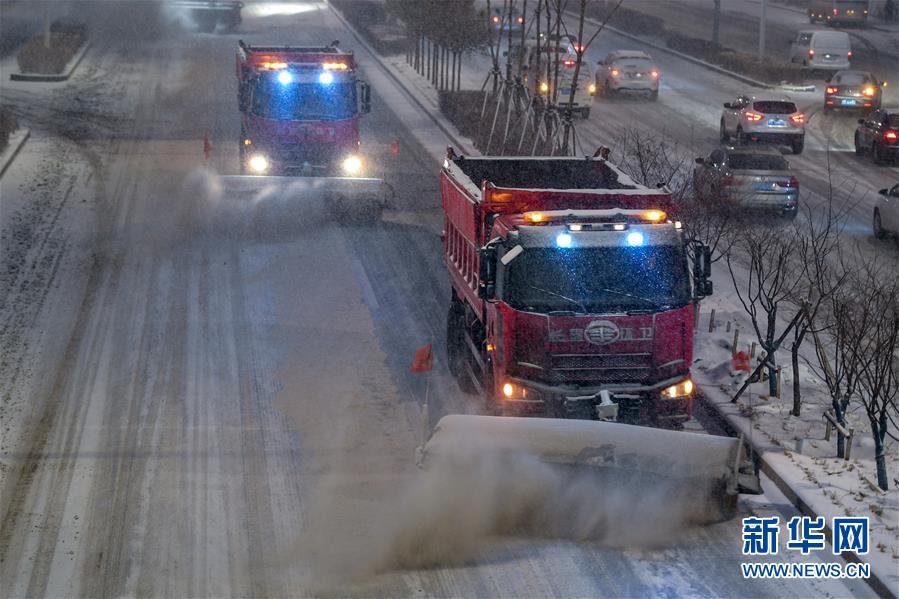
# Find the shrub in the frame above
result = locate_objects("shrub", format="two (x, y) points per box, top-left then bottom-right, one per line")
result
(438, 90), (485, 139)
(331, 0), (407, 55)
(16, 21), (86, 75)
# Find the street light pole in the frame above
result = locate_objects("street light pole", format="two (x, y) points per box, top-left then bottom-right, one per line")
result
(758, 0), (767, 59)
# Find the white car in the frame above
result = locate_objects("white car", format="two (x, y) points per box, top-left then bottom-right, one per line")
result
(720, 95), (806, 154)
(596, 50), (659, 100)
(789, 30), (851, 70)
(874, 183), (899, 241)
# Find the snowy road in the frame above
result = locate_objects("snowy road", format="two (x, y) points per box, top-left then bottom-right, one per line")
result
(0, 1), (885, 596)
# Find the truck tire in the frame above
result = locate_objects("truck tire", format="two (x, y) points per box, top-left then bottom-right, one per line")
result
(446, 301), (478, 395)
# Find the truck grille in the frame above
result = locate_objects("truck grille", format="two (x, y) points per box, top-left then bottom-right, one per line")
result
(544, 353), (653, 384)
(273, 142), (339, 167)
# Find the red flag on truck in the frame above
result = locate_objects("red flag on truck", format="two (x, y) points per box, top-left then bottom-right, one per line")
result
(410, 343), (433, 373)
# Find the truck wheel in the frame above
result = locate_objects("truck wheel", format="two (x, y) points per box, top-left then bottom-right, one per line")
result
(446, 302), (478, 395)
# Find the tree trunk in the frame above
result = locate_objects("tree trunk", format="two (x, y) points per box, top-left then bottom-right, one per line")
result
(791, 340), (801, 416)
(873, 427), (888, 490)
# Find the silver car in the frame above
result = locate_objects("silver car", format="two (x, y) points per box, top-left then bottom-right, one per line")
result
(874, 183), (899, 241)
(693, 146), (799, 218)
(596, 50), (660, 100)
(720, 95), (806, 154)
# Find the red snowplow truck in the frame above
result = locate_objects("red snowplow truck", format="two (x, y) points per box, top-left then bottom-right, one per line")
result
(442, 149), (713, 427)
(236, 40), (372, 177)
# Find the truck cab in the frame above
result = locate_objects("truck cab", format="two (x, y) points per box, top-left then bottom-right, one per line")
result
(236, 40), (372, 176)
(442, 152), (712, 427)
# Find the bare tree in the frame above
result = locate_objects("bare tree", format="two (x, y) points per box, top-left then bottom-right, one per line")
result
(838, 262), (899, 490)
(783, 200), (848, 416)
(727, 224), (805, 398)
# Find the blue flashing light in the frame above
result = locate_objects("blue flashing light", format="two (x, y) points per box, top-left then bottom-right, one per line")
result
(277, 70), (294, 85)
(626, 231), (645, 246)
(556, 232), (573, 248)
(318, 71), (334, 85)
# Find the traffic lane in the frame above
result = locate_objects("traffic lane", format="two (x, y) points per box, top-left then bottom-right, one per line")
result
(600, 0), (898, 80)
(561, 19), (899, 241)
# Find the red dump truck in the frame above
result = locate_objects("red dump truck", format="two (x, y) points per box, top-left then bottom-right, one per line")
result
(442, 149), (713, 426)
(236, 40), (372, 177)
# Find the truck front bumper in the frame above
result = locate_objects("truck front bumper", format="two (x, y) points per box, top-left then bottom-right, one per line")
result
(498, 375), (693, 427)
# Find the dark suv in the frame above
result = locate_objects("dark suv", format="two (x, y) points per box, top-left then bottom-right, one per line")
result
(855, 109), (899, 165)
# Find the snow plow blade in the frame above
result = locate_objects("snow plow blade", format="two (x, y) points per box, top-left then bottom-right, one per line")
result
(219, 175), (392, 224)
(420, 415), (760, 524)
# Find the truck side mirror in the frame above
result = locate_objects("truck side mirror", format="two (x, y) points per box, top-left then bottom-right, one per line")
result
(723, 102), (732, 109)
(692, 243), (712, 298)
(695, 157), (705, 165)
(478, 246), (497, 301)
(360, 82), (371, 114)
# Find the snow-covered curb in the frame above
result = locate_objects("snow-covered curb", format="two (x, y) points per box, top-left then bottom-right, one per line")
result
(9, 41), (90, 82)
(0, 128), (30, 178)
(696, 370), (898, 598)
(325, 2), (476, 156)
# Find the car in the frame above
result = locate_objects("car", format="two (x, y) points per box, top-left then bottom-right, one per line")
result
(596, 50), (659, 100)
(512, 39), (596, 117)
(854, 108), (899, 165)
(873, 183), (899, 240)
(789, 30), (851, 70)
(824, 70), (884, 111)
(720, 95), (805, 154)
(693, 146), (799, 218)
(489, 7), (524, 33)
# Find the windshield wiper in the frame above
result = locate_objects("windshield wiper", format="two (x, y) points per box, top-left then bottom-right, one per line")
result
(522, 283), (588, 313)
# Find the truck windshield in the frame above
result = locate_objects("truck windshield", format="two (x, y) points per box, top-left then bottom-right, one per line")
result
(251, 79), (357, 120)
(504, 245), (691, 313)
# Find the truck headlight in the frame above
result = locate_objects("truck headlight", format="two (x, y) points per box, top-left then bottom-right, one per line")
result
(342, 155), (363, 176)
(662, 378), (694, 399)
(501, 381), (540, 401)
(248, 154), (269, 174)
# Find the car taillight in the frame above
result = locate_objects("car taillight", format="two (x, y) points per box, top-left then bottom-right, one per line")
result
(651, 70), (659, 78)
(563, 59), (575, 67)
(885, 131), (898, 141)
(787, 176), (799, 188)
(744, 111), (763, 121)
(809, 49), (815, 56)
(833, 8), (839, 15)
(825, 86), (838, 94)
(722, 174), (735, 186)
(848, 50), (853, 58)
(790, 113), (805, 124)
(516, 15), (524, 24)
(611, 69), (620, 77)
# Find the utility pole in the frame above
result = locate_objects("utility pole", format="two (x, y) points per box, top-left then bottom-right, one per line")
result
(712, 0), (721, 46)
(758, 0), (767, 59)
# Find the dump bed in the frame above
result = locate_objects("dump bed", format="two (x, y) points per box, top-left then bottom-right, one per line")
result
(441, 150), (674, 248)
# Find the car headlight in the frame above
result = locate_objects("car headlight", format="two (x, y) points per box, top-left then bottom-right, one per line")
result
(588, 83), (597, 95)
(342, 155), (363, 176)
(662, 378), (694, 399)
(248, 154), (269, 174)
(539, 81), (549, 93)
